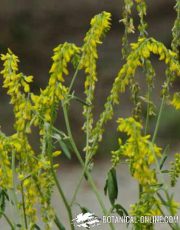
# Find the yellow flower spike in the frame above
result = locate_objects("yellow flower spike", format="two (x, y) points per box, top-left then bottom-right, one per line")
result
(112, 117), (161, 186)
(1, 50), (34, 134)
(31, 42), (80, 127)
(80, 11), (111, 141)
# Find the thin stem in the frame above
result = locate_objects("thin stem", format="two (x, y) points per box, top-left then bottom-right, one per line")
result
(144, 85), (151, 135)
(70, 150), (92, 206)
(152, 96), (165, 143)
(70, 168), (85, 206)
(62, 102), (115, 230)
(20, 182), (28, 229)
(140, 85), (151, 199)
(68, 62), (81, 93)
(54, 214), (65, 230)
(51, 167), (74, 230)
(46, 119), (74, 230)
(0, 212), (15, 230)
(156, 203), (175, 229)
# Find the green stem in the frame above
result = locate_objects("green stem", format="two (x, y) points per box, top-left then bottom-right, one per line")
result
(70, 149), (92, 206)
(46, 119), (74, 230)
(51, 167), (74, 230)
(152, 96), (165, 143)
(62, 102), (115, 230)
(0, 212), (15, 230)
(144, 86), (151, 135)
(20, 182), (28, 229)
(156, 203), (175, 229)
(54, 214), (66, 230)
(70, 168), (85, 207)
(140, 85), (151, 199)
(68, 62), (80, 93)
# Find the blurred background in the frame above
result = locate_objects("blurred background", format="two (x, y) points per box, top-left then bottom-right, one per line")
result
(0, 0), (179, 229)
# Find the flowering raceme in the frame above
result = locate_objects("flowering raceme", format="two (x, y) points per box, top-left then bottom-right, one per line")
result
(31, 42), (80, 126)
(80, 12), (111, 154)
(1, 50), (33, 133)
(112, 117), (161, 186)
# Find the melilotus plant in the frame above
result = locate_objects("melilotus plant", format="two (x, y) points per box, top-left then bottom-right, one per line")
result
(0, 0), (180, 229)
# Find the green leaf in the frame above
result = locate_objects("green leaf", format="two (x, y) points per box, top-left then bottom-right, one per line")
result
(104, 168), (118, 205)
(59, 139), (71, 159)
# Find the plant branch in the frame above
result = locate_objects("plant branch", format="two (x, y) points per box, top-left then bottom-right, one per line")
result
(46, 115), (75, 230)
(62, 101), (115, 230)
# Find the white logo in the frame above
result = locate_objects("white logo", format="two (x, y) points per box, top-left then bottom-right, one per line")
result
(72, 212), (101, 228)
